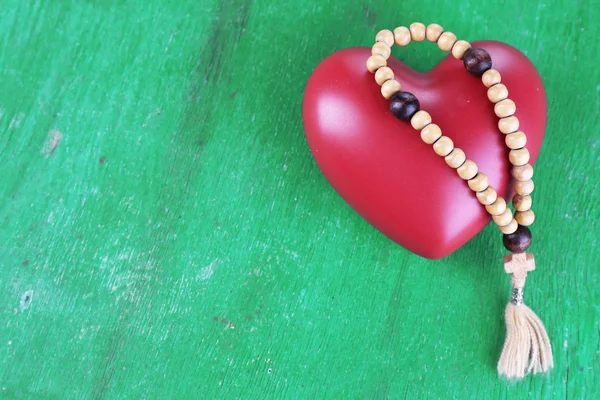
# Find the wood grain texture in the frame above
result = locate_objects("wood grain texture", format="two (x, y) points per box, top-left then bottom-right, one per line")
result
(0, 0), (598, 398)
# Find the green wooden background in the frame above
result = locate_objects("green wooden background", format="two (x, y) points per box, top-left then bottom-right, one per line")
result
(1, 0), (598, 398)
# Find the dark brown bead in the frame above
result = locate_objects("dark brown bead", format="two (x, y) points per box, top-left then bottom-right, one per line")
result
(503, 225), (532, 253)
(463, 48), (492, 77)
(390, 91), (420, 121)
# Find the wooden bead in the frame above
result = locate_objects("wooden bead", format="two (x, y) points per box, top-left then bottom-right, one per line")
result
(505, 131), (527, 149)
(452, 40), (472, 60)
(445, 148), (466, 168)
(426, 23), (444, 42)
(468, 173), (489, 192)
(515, 210), (535, 226)
(390, 91), (420, 121)
(366, 55), (386, 73)
(512, 194), (532, 212)
(487, 83), (508, 103)
(485, 197), (507, 216)
(376, 29), (394, 47)
(512, 164), (533, 181)
(394, 26), (411, 46)
(420, 123), (442, 144)
(457, 159), (478, 180)
(509, 148), (530, 166)
(437, 32), (457, 52)
(482, 69), (501, 88)
(410, 110), (432, 130)
(499, 218), (518, 235)
(433, 136), (454, 156)
(503, 225), (532, 253)
(494, 99), (516, 118)
(477, 186), (498, 205)
(493, 207), (513, 227)
(381, 79), (402, 99)
(463, 48), (492, 77)
(498, 116), (520, 133)
(514, 179), (535, 195)
(409, 22), (426, 42)
(374, 67), (394, 85)
(372, 42), (391, 59)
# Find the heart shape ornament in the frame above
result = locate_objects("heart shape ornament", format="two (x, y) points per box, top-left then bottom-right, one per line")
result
(303, 41), (546, 259)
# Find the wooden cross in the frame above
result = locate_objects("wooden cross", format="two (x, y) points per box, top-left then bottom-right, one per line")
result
(503, 252), (536, 289)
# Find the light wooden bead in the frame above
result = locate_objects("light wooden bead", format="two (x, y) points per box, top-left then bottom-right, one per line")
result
(375, 67), (394, 86)
(372, 42), (391, 59)
(494, 99), (516, 118)
(437, 32), (457, 52)
(426, 23), (444, 42)
(409, 22), (426, 42)
(445, 148), (466, 168)
(505, 131), (527, 149)
(433, 136), (454, 156)
(366, 55), (387, 73)
(381, 79), (402, 99)
(457, 159), (478, 180)
(482, 69), (501, 88)
(410, 110), (432, 130)
(477, 186), (498, 205)
(420, 123), (442, 144)
(499, 116), (520, 134)
(512, 194), (532, 212)
(452, 40), (472, 60)
(485, 197), (507, 216)
(487, 83), (508, 103)
(394, 26), (411, 46)
(499, 218), (518, 234)
(509, 148), (530, 166)
(515, 210), (535, 226)
(515, 179), (535, 195)
(376, 29), (394, 47)
(468, 173), (489, 192)
(512, 163), (533, 181)
(493, 207), (513, 227)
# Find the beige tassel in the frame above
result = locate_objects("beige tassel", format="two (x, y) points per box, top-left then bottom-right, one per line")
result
(497, 253), (553, 379)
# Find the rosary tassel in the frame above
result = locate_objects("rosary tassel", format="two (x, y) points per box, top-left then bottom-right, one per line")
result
(497, 253), (553, 379)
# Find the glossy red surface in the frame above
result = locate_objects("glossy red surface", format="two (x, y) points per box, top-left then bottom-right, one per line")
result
(302, 41), (546, 259)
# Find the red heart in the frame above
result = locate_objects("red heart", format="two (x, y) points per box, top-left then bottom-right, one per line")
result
(302, 41), (546, 259)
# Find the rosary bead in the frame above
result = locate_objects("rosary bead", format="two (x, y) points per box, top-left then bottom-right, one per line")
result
(366, 55), (387, 73)
(482, 69), (501, 88)
(514, 179), (535, 195)
(410, 110), (432, 130)
(515, 210), (535, 226)
(452, 40), (472, 60)
(410, 22), (426, 41)
(499, 218), (518, 234)
(487, 83), (509, 103)
(394, 26), (411, 46)
(512, 164), (534, 181)
(426, 23), (444, 42)
(372, 42), (391, 59)
(457, 159), (478, 180)
(493, 207), (513, 227)
(445, 148), (466, 168)
(505, 131), (527, 149)
(375, 67), (394, 85)
(485, 197), (507, 216)
(494, 99), (516, 118)
(503, 225), (532, 253)
(477, 186), (498, 205)
(498, 116), (520, 134)
(463, 48), (492, 77)
(509, 148), (530, 166)
(512, 194), (532, 212)
(468, 173), (489, 192)
(390, 91), (420, 121)
(381, 79), (402, 99)
(376, 29), (395, 47)
(420, 123), (442, 144)
(437, 32), (457, 52)
(433, 136), (454, 156)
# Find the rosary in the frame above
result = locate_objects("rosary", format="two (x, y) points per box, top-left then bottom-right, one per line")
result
(366, 23), (553, 379)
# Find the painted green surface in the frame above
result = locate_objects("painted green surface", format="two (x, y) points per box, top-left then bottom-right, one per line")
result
(0, 0), (598, 398)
